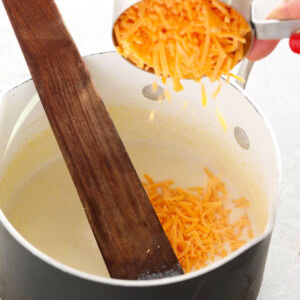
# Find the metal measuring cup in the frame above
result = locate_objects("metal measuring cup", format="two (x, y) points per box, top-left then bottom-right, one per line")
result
(112, 0), (300, 64)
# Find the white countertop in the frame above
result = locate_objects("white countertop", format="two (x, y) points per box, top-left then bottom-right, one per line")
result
(0, 1), (299, 299)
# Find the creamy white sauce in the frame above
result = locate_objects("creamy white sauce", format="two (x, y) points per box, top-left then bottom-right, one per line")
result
(0, 104), (268, 277)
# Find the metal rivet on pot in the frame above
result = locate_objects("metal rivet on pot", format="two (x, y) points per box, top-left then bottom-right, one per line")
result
(142, 84), (165, 101)
(234, 127), (250, 150)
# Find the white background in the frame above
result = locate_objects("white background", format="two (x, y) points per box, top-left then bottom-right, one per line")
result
(0, 0), (299, 299)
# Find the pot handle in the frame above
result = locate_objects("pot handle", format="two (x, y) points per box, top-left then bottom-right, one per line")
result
(236, 58), (254, 89)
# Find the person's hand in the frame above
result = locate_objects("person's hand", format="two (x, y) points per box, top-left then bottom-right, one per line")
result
(247, 0), (300, 61)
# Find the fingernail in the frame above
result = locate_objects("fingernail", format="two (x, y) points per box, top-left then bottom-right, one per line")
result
(289, 32), (300, 54)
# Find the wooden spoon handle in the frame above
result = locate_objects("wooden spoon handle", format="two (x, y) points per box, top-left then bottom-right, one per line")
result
(2, 0), (183, 279)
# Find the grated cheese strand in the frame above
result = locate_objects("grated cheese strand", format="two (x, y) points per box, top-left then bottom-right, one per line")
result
(212, 82), (222, 99)
(148, 110), (155, 122)
(201, 83), (207, 108)
(152, 81), (158, 92)
(216, 106), (228, 132)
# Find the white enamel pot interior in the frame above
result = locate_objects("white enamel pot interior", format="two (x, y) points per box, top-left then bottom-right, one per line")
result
(0, 52), (281, 300)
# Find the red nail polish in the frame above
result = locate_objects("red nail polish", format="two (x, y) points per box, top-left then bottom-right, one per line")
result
(289, 33), (300, 54)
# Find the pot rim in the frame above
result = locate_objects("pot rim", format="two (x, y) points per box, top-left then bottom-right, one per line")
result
(0, 51), (281, 287)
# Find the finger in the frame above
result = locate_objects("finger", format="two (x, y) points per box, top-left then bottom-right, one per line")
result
(269, 0), (300, 19)
(247, 38), (279, 61)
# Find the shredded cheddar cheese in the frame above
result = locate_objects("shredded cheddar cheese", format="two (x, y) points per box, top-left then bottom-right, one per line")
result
(164, 88), (172, 102)
(152, 81), (158, 92)
(216, 106), (228, 132)
(143, 169), (253, 273)
(114, 0), (250, 92)
(212, 82), (222, 99)
(201, 83), (207, 108)
(233, 197), (250, 208)
(182, 101), (188, 109)
(229, 72), (246, 83)
(149, 110), (156, 121)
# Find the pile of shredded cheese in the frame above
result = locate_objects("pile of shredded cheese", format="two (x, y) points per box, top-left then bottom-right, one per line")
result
(143, 169), (253, 273)
(114, 0), (251, 92)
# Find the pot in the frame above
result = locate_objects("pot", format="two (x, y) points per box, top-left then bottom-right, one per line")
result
(0, 52), (280, 300)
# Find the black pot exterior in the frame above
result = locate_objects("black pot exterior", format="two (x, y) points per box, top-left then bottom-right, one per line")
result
(0, 220), (271, 300)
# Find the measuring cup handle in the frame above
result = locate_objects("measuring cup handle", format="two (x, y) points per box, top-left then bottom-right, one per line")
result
(253, 19), (300, 40)
(251, 2), (300, 40)
(236, 58), (254, 90)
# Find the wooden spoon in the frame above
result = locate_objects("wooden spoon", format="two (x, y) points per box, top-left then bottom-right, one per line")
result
(2, 0), (183, 280)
